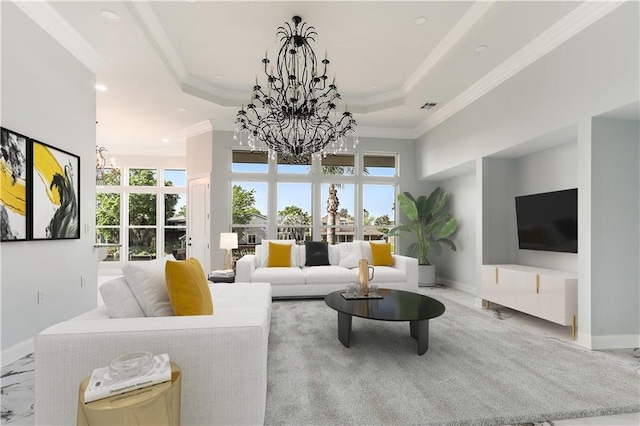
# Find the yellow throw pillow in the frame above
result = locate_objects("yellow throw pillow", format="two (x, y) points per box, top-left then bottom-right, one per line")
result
(370, 242), (394, 266)
(165, 258), (214, 316)
(267, 242), (292, 267)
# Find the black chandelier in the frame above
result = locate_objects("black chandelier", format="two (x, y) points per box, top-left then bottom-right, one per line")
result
(234, 16), (358, 161)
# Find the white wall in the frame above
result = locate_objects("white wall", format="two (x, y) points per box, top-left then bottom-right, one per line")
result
(1, 3), (97, 360)
(416, 1), (638, 179)
(590, 118), (639, 342)
(415, 2), (638, 348)
(436, 171), (476, 293)
(514, 142), (578, 272)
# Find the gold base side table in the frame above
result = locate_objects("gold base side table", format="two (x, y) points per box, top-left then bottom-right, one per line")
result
(77, 361), (181, 426)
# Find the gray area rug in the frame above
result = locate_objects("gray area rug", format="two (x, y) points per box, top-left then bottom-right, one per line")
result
(265, 296), (640, 425)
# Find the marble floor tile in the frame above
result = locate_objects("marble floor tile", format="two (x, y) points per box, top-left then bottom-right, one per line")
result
(1, 353), (34, 425)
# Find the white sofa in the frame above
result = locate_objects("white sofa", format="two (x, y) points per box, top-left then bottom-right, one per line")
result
(35, 281), (271, 426)
(236, 240), (418, 298)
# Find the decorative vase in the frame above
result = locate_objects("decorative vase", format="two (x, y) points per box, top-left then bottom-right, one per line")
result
(418, 265), (436, 287)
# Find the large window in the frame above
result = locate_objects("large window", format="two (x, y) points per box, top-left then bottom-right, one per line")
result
(96, 167), (186, 265)
(277, 182), (312, 240)
(229, 149), (398, 247)
(363, 184), (395, 241)
(231, 181), (268, 247)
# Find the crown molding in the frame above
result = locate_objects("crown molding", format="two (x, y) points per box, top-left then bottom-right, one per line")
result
(127, 2), (188, 83)
(403, 0), (496, 95)
(414, 0), (626, 138)
(356, 126), (414, 140)
(182, 118), (415, 140)
(183, 120), (214, 138)
(13, 1), (105, 73)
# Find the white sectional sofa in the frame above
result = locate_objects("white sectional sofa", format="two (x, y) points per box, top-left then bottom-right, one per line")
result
(236, 240), (418, 298)
(35, 276), (271, 426)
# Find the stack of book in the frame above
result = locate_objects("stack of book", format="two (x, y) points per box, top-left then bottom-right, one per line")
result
(209, 269), (234, 278)
(84, 353), (172, 403)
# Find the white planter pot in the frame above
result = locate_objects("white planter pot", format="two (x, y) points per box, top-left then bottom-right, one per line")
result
(418, 265), (436, 287)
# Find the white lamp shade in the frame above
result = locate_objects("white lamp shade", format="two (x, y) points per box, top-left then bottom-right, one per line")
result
(219, 232), (238, 250)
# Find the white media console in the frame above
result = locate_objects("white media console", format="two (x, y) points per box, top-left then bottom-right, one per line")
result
(481, 264), (578, 339)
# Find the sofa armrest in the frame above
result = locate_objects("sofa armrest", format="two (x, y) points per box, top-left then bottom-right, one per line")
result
(236, 254), (257, 282)
(392, 254), (419, 292)
(35, 313), (268, 426)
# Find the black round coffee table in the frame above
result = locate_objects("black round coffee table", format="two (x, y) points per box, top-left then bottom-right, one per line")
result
(324, 288), (445, 355)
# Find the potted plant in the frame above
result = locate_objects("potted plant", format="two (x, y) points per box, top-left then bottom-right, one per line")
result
(387, 187), (457, 286)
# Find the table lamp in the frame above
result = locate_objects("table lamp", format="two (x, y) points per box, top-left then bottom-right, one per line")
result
(219, 232), (238, 270)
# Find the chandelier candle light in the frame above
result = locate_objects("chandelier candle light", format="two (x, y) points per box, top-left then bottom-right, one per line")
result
(234, 16), (358, 162)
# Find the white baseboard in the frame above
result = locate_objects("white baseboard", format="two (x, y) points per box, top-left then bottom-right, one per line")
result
(590, 333), (640, 350)
(438, 277), (476, 296)
(2, 338), (34, 367)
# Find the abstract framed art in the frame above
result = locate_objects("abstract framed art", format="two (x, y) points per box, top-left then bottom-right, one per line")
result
(0, 127), (30, 241)
(31, 140), (80, 240)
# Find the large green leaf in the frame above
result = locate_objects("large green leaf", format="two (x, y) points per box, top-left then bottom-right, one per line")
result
(424, 187), (441, 213)
(432, 191), (448, 215)
(405, 242), (420, 259)
(415, 195), (429, 223)
(438, 218), (457, 239)
(397, 192), (418, 221)
(438, 238), (457, 252)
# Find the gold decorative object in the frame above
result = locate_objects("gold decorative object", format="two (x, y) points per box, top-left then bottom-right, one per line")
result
(77, 362), (181, 426)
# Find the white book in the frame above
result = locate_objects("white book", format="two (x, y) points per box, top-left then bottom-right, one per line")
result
(84, 353), (171, 403)
(210, 269), (234, 276)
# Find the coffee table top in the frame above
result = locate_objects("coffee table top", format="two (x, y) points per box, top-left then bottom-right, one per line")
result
(325, 289), (445, 322)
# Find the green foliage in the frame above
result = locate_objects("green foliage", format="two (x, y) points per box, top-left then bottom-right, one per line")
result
(387, 187), (457, 265)
(278, 205), (311, 225)
(95, 169), (180, 256)
(232, 185), (261, 224)
(374, 213), (392, 234)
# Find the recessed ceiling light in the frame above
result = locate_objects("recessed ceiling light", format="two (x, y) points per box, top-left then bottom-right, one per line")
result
(474, 45), (488, 53)
(369, 85), (378, 90)
(162, 138), (170, 143)
(177, 107), (187, 112)
(100, 10), (120, 21)
(414, 16), (428, 25)
(95, 84), (107, 91)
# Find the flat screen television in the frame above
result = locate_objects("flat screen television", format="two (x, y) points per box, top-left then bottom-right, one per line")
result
(515, 188), (578, 253)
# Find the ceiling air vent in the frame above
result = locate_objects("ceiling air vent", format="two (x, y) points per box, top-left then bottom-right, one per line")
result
(420, 102), (437, 110)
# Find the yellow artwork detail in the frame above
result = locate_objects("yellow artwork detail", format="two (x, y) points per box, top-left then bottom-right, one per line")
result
(0, 160), (27, 215)
(33, 143), (63, 206)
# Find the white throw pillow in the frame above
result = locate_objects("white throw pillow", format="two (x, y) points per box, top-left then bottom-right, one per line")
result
(338, 242), (363, 269)
(259, 240), (298, 267)
(328, 245), (340, 265)
(99, 277), (145, 318)
(122, 257), (175, 317)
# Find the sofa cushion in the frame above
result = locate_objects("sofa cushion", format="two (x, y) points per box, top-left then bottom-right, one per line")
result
(370, 242), (394, 266)
(99, 277), (145, 318)
(165, 258), (214, 316)
(122, 257), (175, 317)
(303, 265), (357, 284)
(209, 282), (271, 313)
(370, 266), (407, 283)
(304, 241), (330, 266)
(252, 267), (306, 285)
(338, 241), (363, 269)
(267, 242), (293, 267)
